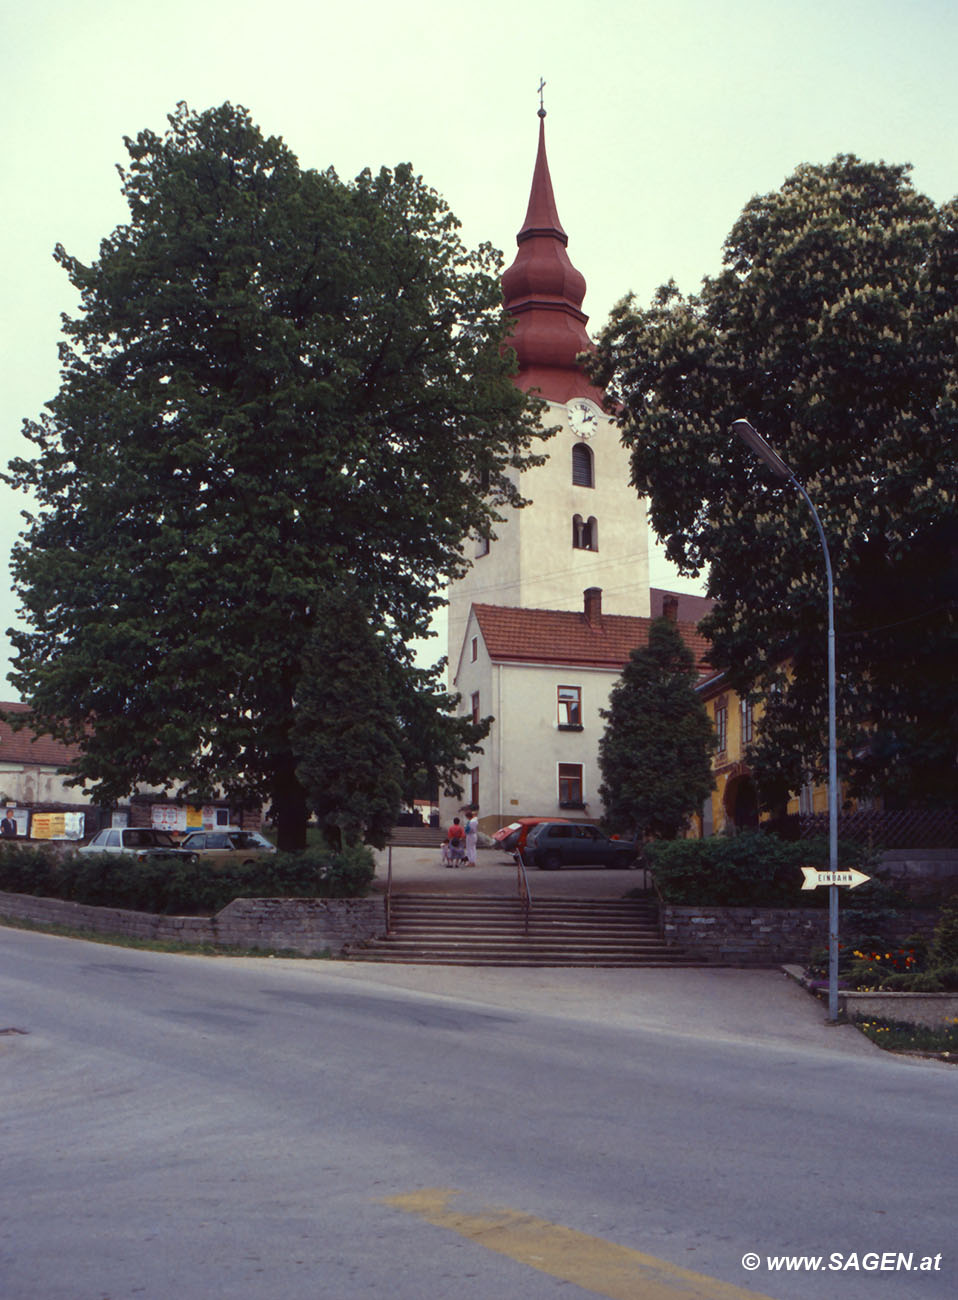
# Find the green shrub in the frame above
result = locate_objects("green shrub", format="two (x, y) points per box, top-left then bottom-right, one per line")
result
(837, 907), (958, 992)
(0, 842), (67, 895)
(876, 971), (944, 992)
(646, 831), (876, 907)
(929, 902), (958, 966)
(935, 965), (958, 992)
(0, 841), (376, 914)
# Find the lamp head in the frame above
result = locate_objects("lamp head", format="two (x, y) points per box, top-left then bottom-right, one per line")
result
(731, 419), (793, 482)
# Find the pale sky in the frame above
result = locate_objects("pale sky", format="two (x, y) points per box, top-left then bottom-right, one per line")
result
(3, 0), (957, 689)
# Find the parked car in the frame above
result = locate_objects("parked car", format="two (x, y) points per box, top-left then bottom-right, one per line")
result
(522, 821), (639, 870)
(179, 829), (276, 866)
(493, 816), (572, 857)
(78, 827), (200, 862)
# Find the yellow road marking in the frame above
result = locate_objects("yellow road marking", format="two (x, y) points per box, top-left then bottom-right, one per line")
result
(382, 1189), (778, 1300)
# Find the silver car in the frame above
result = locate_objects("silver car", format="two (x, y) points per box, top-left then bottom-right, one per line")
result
(78, 827), (199, 862)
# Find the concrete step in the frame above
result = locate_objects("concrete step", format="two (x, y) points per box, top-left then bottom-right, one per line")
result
(346, 892), (689, 967)
(349, 955), (702, 967)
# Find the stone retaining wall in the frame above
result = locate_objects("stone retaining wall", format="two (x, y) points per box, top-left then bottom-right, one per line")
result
(836, 990), (958, 1030)
(0, 889), (385, 956)
(661, 905), (830, 966)
(661, 903), (942, 967)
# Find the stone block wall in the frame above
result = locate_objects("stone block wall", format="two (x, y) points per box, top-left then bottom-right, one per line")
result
(837, 989), (958, 1030)
(661, 904), (829, 966)
(0, 889), (385, 956)
(660, 902), (943, 967)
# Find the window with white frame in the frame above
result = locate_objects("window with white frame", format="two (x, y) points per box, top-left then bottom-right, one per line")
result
(558, 763), (584, 807)
(740, 697), (753, 745)
(715, 703), (728, 754)
(557, 685), (582, 729)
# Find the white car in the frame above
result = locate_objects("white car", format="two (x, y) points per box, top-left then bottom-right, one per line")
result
(78, 827), (199, 862)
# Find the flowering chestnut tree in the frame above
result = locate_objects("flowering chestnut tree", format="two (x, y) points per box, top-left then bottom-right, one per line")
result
(591, 156), (958, 808)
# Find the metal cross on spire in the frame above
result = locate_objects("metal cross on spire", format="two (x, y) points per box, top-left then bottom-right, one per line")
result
(537, 77), (546, 117)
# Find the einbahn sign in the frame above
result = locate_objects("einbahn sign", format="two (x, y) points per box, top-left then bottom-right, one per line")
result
(800, 867), (871, 891)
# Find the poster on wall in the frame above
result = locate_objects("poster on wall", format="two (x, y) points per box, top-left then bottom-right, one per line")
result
(151, 805), (218, 832)
(31, 811), (86, 841)
(151, 805), (186, 832)
(4, 809), (31, 838)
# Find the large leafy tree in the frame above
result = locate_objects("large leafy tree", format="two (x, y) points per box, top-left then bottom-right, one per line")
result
(591, 156), (958, 809)
(597, 617), (715, 840)
(5, 102), (545, 848)
(292, 587), (405, 851)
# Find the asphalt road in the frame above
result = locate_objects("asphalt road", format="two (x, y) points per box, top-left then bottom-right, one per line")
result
(1, 926), (954, 1300)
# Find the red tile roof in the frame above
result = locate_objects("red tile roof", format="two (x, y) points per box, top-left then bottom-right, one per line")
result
(0, 702), (85, 768)
(471, 604), (712, 675)
(649, 586), (715, 625)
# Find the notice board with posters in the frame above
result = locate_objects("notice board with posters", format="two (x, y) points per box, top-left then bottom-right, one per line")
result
(31, 811), (86, 840)
(151, 805), (223, 832)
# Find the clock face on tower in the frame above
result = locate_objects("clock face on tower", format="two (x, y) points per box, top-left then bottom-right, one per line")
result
(567, 399), (599, 438)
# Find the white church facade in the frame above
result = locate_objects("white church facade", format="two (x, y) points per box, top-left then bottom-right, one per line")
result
(443, 108), (711, 834)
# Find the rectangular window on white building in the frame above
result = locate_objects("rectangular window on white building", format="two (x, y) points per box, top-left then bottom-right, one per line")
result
(558, 763), (584, 808)
(557, 685), (582, 729)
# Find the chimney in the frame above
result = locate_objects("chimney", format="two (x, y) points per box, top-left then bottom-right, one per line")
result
(584, 587), (603, 626)
(662, 594), (679, 622)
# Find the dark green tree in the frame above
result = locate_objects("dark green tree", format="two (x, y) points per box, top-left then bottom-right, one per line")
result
(597, 616), (715, 839)
(5, 102), (546, 848)
(389, 658), (491, 808)
(292, 588), (404, 851)
(591, 156), (958, 809)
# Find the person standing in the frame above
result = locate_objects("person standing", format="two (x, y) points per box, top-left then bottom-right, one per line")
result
(464, 808), (479, 867)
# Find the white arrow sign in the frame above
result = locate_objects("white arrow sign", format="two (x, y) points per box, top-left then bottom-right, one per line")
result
(801, 867), (871, 891)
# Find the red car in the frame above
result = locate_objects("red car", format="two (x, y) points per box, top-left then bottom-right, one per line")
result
(493, 817), (572, 858)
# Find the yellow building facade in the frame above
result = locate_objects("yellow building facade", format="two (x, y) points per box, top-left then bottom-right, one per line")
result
(694, 673), (832, 837)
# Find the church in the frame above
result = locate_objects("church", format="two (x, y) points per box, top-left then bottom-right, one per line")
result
(444, 107), (712, 834)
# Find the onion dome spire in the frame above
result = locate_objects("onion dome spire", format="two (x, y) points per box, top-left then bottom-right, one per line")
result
(501, 98), (603, 404)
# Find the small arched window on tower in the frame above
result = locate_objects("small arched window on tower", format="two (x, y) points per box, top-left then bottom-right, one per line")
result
(571, 442), (594, 488)
(572, 514), (598, 551)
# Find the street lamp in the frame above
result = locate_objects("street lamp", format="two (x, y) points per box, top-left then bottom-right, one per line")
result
(731, 419), (840, 1023)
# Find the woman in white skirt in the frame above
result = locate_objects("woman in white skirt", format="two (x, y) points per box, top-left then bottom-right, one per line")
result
(464, 808), (479, 867)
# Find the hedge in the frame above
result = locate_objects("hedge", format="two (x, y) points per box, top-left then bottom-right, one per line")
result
(645, 831), (879, 908)
(0, 842), (375, 915)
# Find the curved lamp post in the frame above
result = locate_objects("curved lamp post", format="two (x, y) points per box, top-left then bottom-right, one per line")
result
(731, 420), (840, 1023)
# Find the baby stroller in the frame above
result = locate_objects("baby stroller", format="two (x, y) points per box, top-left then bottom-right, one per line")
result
(442, 835), (467, 868)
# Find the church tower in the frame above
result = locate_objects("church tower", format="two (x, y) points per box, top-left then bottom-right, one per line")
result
(446, 106), (650, 671)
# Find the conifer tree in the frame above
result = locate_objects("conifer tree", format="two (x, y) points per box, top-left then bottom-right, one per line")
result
(598, 617), (715, 840)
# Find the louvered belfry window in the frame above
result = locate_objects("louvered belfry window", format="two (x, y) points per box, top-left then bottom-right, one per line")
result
(572, 443), (594, 487)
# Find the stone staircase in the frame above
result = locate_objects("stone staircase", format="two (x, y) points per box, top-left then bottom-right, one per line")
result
(346, 893), (696, 967)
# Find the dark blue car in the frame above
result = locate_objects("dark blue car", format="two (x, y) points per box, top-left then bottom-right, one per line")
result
(522, 822), (639, 870)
